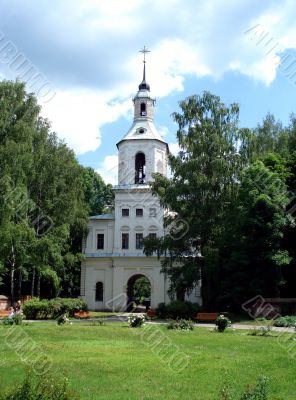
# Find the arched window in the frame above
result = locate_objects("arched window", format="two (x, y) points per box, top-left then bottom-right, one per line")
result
(140, 102), (146, 116)
(95, 282), (103, 301)
(135, 152), (146, 184)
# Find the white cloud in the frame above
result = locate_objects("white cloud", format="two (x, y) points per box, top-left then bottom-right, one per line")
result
(41, 89), (131, 154)
(157, 125), (169, 138)
(2, 0), (296, 154)
(168, 142), (181, 156)
(96, 154), (118, 185)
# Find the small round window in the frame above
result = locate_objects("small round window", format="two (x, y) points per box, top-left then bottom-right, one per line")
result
(137, 127), (146, 134)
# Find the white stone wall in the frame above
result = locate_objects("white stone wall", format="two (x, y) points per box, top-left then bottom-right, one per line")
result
(81, 256), (171, 310)
(113, 188), (164, 254)
(134, 97), (154, 120)
(85, 220), (114, 254)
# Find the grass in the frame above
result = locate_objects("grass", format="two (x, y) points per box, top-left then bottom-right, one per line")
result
(232, 318), (271, 326)
(0, 322), (295, 399)
(87, 311), (122, 318)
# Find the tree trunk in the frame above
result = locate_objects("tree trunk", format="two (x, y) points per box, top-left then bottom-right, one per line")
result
(10, 244), (15, 306)
(37, 271), (41, 298)
(31, 266), (36, 297)
(17, 267), (22, 301)
(10, 265), (15, 307)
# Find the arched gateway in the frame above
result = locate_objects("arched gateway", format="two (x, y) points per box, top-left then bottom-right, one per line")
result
(126, 273), (151, 311)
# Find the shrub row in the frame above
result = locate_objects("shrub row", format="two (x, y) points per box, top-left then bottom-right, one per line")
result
(273, 315), (296, 327)
(156, 300), (201, 320)
(23, 298), (87, 320)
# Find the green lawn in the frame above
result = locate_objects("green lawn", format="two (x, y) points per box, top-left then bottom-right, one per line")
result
(87, 311), (122, 318)
(0, 322), (295, 399)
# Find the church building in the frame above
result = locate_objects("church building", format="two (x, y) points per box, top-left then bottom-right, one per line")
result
(80, 50), (202, 311)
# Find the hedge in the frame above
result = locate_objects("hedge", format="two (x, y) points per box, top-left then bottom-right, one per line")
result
(23, 298), (87, 320)
(156, 301), (201, 320)
(273, 315), (296, 327)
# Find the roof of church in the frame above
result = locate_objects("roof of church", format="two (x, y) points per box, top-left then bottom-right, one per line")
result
(90, 213), (115, 220)
(117, 118), (166, 147)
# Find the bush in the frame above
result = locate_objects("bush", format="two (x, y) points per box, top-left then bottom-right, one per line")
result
(0, 367), (79, 400)
(157, 301), (201, 320)
(215, 315), (231, 332)
(167, 319), (194, 331)
(57, 314), (72, 325)
(128, 314), (146, 328)
(23, 298), (87, 320)
(156, 302), (167, 319)
(249, 326), (273, 337)
(2, 317), (14, 326)
(12, 313), (25, 325)
(48, 298), (87, 318)
(22, 298), (50, 319)
(218, 375), (269, 399)
(273, 316), (296, 327)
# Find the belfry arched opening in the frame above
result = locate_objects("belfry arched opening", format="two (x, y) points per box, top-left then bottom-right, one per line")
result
(135, 152), (146, 184)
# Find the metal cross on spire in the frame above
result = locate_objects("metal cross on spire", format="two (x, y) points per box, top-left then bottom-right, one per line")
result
(139, 46), (150, 63)
(138, 46), (151, 90)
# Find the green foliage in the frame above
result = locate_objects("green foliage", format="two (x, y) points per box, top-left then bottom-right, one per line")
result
(251, 113), (289, 159)
(143, 94), (296, 309)
(40, 268), (61, 298)
(0, 80), (111, 299)
(12, 313), (24, 325)
(217, 160), (293, 310)
(156, 300), (200, 320)
(239, 376), (269, 400)
(155, 302), (167, 319)
(273, 316), (296, 327)
(0, 367), (79, 400)
(1, 317), (14, 325)
(0, 260), (6, 286)
(132, 276), (151, 299)
(49, 298), (87, 317)
(219, 376), (269, 400)
(81, 166), (114, 215)
(144, 91), (250, 300)
(22, 298), (87, 319)
(2, 313), (24, 326)
(215, 315), (231, 332)
(167, 318), (194, 330)
(249, 326), (273, 337)
(22, 298), (52, 319)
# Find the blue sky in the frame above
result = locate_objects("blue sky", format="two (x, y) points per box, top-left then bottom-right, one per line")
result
(0, 0), (295, 184)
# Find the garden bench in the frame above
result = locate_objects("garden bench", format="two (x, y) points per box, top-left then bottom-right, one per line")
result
(74, 311), (90, 319)
(146, 309), (156, 317)
(195, 312), (218, 322)
(0, 310), (10, 318)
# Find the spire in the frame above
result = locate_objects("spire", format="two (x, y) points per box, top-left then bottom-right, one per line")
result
(138, 46), (150, 91)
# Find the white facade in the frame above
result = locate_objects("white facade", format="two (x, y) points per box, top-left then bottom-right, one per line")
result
(80, 64), (202, 311)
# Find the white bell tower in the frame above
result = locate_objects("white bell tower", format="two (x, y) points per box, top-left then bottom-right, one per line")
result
(117, 47), (168, 186)
(82, 48), (184, 312)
